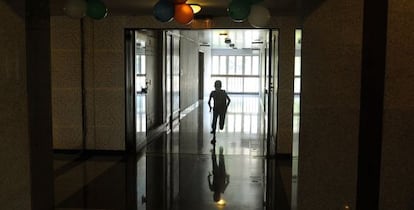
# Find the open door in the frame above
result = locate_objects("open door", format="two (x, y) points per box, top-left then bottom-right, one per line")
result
(125, 29), (136, 152)
(198, 52), (204, 100)
(267, 30), (279, 155)
(265, 29), (279, 210)
(126, 29), (165, 151)
(267, 29), (279, 156)
(135, 32), (148, 148)
(125, 29), (148, 152)
(125, 29), (168, 210)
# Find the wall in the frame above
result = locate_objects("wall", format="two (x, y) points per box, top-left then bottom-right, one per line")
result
(51, 17), (128, 150)
(379, 0), (414, 209)
(0, 1), (31, 209)
(50, 15), (297, 151)
(179, 30), (200, 109)
(49, 16), (229, 150)
(83, 18), (126, 150)
(200, 45), (212, 99)
(50, 17), (199, 150)
(51, 17), (83, 149)
(276, 18), (296, 155)
(297, 0), (363, 209)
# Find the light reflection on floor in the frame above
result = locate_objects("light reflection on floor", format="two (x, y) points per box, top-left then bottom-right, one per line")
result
(204, 95), (264, 156)
(167, 94), (265, 209)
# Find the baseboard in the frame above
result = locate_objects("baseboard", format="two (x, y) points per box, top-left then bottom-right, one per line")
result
(266, 153), (292, 160)
(53, 149), (125, 156)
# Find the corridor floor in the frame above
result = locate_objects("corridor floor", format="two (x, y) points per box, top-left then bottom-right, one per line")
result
(54, 95), (268, 210)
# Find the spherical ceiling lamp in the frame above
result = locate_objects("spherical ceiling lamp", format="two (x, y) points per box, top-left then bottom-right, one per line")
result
(227, 0), (251, 22)
(248, 5), (270, 28)
(153, 1), (175, 22)
(86, 0), (108, 20)
(63, 0), (87, 18)
(174, 3), (194, 25)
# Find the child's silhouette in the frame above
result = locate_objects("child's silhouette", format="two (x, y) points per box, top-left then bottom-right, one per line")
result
(208, 80), (231, 134)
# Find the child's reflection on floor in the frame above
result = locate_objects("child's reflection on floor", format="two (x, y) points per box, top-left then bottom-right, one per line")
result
(208, 145), (230, 202)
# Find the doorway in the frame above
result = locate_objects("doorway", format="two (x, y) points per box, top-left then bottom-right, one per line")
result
(125, 28), (285, 209)
(198, 51), (205, 100)
(125, 29), (164, 152)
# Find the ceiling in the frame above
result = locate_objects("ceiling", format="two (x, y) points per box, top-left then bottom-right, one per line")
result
(51, 0), (300, 17)
(195, 29), (269, 49)
(50, 0), (296, 49)
(49, 0), (325, 49)
(6, 0), (323, 49)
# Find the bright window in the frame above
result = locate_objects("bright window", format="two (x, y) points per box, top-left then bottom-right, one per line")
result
(211, 54), (261, 94)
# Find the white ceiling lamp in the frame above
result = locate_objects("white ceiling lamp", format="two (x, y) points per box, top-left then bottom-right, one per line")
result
(248, 5), (271, 28)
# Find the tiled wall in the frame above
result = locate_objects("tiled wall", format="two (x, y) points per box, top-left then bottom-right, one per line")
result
(297, 0), (363, 209)
(380, 0), (414, 209)
(0, 1), (31, 209)
(51, 17), (83, 149)
(83, 18), (126, 150)
(180, 30), (200, 109)
(51, 17), (128, 151)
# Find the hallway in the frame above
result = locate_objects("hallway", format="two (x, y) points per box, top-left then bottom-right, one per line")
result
(54, 95), (269, 210)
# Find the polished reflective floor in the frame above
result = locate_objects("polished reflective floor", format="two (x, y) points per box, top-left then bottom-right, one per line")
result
(54, 95), (271, 210)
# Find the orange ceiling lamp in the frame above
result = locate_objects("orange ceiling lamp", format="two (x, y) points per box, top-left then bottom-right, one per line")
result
(174, 3), (194, 24)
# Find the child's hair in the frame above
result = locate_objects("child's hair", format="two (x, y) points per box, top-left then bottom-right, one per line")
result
(214, 80), (222, 89)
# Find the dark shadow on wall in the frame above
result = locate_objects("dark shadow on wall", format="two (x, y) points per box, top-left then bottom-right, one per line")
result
(266, 158), (291, 210)
(297, 0), (327, 21)
(3, 0), (25, 17)
(275, 158), (291, 210)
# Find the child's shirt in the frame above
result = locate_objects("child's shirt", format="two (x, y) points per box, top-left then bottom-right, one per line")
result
(210, 89), (229, 113)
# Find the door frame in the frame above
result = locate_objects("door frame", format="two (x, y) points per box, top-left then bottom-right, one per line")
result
(125, 29), (137, 153)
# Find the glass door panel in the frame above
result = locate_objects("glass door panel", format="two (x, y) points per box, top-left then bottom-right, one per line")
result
(135, 32), (147, 146)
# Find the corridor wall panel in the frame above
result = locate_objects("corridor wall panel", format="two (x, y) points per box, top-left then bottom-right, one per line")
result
(51, 17), (83, 149)
(276, 19), (296, 155)
(297, 0), (363, 209)
(83, 18), (126, 150)
(0, 1), (31, 209)
(379, 1), (414, 209)
(179, 31), (200, 110)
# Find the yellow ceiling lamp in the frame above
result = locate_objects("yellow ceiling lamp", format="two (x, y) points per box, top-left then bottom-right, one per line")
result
(189, 3), (202, 14)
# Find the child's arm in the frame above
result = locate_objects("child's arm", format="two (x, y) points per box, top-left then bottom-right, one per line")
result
(208, 173), (213, 190)
(223, 174), (230, 191)
(208, 92), (213, 112)
(226, 93), (231, 107)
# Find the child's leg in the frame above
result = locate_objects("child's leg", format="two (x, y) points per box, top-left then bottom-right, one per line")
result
(211, 111), (219, 133)
(219, 112), (226, 130)
(212, 149), (218, 173)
